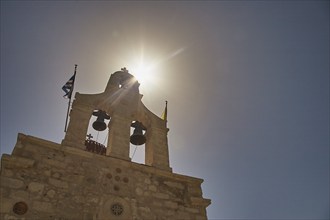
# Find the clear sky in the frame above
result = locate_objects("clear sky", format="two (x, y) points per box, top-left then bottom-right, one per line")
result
(1, 1), (329, 219)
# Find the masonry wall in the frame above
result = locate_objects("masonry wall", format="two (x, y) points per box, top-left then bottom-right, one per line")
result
(0, 134), (210, 220)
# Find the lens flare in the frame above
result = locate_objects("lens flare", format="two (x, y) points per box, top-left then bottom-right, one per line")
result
(130, 60), (157, 85)
(125, 47), (185, 89)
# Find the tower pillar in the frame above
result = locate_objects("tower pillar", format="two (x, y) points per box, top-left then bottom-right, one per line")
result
(106, 114), (131, 161)
(62, 101), (93, 149)
(146, 127), (171, 171)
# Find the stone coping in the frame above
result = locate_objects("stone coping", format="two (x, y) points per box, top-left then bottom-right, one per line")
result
(12, 133), (204, 185)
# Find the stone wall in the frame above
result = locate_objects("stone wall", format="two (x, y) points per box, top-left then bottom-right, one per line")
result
(0, 134), (211, 220)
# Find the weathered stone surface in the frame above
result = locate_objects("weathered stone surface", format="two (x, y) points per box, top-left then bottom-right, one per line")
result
(33, 201), (54, 212)
(3, 214), (20, 220)
(0, 177), (24, 189)
(165, 200), (178, 209)
(185, 207), (200, 213)
(144, 178), (151, 184)
(136, 187), (143, 196)
(138, 206), (151, 213)
(28, 182), (44, 194)
(0, 134), (210, 220)
(49, 178), (68, 189)
(148, 185), (157, 192)
(10, 190), (29, 200)
(52, 172), (61, 179)
(45, 189), (56, 198)
(191, 196), (212, 206)
(1, 169), (14, 177)
(154, 192), (170, 199)
(0, 198), (14, 213)
(1, 154), (35, 169)
(43, 159), (67, 169)
(164, 181), (185, 189)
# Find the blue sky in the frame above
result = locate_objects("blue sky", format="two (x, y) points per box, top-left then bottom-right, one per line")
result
(1, 1), (329, 219)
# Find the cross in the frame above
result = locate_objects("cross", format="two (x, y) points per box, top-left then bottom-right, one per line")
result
(86, 134), (93, 140)
(121, 67), (129, 73)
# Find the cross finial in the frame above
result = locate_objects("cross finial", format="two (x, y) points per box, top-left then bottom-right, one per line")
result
(121, 67), (129, 73)
(86, 133), (93, 140)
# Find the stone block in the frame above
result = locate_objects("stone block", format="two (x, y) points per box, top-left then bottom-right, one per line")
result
(191, 197), (212, 207)
(44, 170), (51, 176)
(153, 192), (169, 199)
(52, 172), (61, 179)
(164, 181), (185, 190)
(3, 214), (20, 220)
(10, 190), (29, 200)
(148, 185), (157, 192)
(28, 182), (44, 194)
(195, 215), (207, 220)
(0, 198), (14, 213)
(49, 178), (68, 189)
(1, 155), (35, 169)
(45, 189), (56, 198)
(135, 187), (143, 196)
(0, 187), (10, 197)
(185, 207), (200, 214)
(1, 169), (13, 177)
(33, 201), (54, 212)
(175, 211), (190, 219)
(164, 201), (178, 209)
(152, 201), (163, 207)
(144, 178), (151, 184)
(188, 185), (202, 197)
(138, 206), (151, 213)
(43, 159), (67, 169)
(83, 213), (94, 220)
(0, 177), (24, 189)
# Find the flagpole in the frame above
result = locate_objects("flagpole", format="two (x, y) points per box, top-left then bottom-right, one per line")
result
(165, 100), (168, 122)
(64, 64), (77, 132)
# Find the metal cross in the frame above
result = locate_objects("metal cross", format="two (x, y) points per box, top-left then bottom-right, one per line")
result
(121, 67), (128, 73)
(86, 133), (93, 140)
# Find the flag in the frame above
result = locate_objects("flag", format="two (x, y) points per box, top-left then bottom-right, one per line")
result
(62, 73), (76, 98)
(161, 101), (168, 121)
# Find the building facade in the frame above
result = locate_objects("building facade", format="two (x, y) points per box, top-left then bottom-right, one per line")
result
(0, 69), (211, 219)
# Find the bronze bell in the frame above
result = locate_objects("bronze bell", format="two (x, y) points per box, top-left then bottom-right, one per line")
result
(130, 121), (146, 145)
(92, 110), (110, 131)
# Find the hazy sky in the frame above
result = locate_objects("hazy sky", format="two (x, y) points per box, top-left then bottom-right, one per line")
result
(1, 1), (329, 219)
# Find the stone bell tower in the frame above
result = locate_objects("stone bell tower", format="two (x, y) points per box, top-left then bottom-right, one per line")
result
(0, 68), (211, 219)
(62, 68), (171, 171)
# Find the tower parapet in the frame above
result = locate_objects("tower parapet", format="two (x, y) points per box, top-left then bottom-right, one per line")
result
(62, 68), (171, 171)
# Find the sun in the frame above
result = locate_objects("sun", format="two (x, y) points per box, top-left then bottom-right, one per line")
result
(123, 47), (184, 89)
(130, 60), (157, 85)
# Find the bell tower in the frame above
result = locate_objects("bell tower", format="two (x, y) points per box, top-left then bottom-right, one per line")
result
(62, 68), (171, 171)
(0, 68), (211, 220)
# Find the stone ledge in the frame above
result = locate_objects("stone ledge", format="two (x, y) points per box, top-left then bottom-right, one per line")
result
(191, 197), (211, 207)
(1, 154), (35, 169)
(12, 133), (205, 185)
(0, 176), (24, 189)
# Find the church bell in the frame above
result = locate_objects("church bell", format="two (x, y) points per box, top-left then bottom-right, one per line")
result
(130, 121), (146, 145)
(92, 110), (110, 131)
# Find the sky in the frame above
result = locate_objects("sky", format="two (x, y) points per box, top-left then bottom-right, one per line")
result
(0, 1), (329, 219)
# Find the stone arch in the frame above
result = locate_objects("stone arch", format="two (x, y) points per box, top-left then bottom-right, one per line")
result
(62, 69), (171, 171)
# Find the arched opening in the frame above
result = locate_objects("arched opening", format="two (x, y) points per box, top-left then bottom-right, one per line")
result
(85, 109), (110, 155)
(129, 121), (146, 164)
(129, 142), (145, 164)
